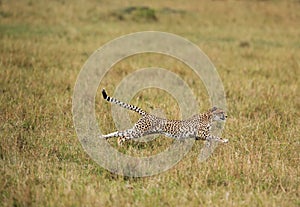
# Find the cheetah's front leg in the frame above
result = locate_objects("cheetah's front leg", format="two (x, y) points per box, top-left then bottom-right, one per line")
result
(207, 135), (228, 143)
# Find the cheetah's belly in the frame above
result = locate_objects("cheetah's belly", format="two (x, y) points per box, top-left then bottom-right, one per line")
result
(161, 120), (197, 139)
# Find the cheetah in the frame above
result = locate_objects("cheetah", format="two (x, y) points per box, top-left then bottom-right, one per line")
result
(101, 89), (228, 145)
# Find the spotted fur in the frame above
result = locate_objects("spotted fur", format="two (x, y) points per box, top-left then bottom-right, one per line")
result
(101, 89), (228, 145)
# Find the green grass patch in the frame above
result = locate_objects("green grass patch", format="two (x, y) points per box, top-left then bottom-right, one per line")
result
(0, 24), (54, 38)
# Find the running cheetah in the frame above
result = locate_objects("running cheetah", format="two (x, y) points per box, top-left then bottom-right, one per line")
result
(101, 89), (228, 145)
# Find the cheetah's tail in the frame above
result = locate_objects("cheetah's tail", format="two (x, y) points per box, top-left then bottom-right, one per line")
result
(102, 89), (148, 116)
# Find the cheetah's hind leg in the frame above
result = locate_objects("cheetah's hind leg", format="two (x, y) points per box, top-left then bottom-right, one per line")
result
(117, 136), (129, 146)
(100, 130), (137, 145)
(100, 131), (128, 145)
(100, 131), (119, 139)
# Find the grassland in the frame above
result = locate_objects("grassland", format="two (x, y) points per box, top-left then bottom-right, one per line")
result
(0, 0), (299, 206)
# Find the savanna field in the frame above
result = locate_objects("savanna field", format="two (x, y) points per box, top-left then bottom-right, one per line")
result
(0, 0), (299, 206)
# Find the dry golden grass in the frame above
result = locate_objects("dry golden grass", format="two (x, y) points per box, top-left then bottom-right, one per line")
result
(1, 0), (299, 206)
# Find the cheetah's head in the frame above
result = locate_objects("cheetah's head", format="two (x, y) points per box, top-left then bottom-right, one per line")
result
(210, 106), (227, 121)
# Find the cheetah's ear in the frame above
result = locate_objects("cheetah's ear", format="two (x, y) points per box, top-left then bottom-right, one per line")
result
(210, 106), (218, 112)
